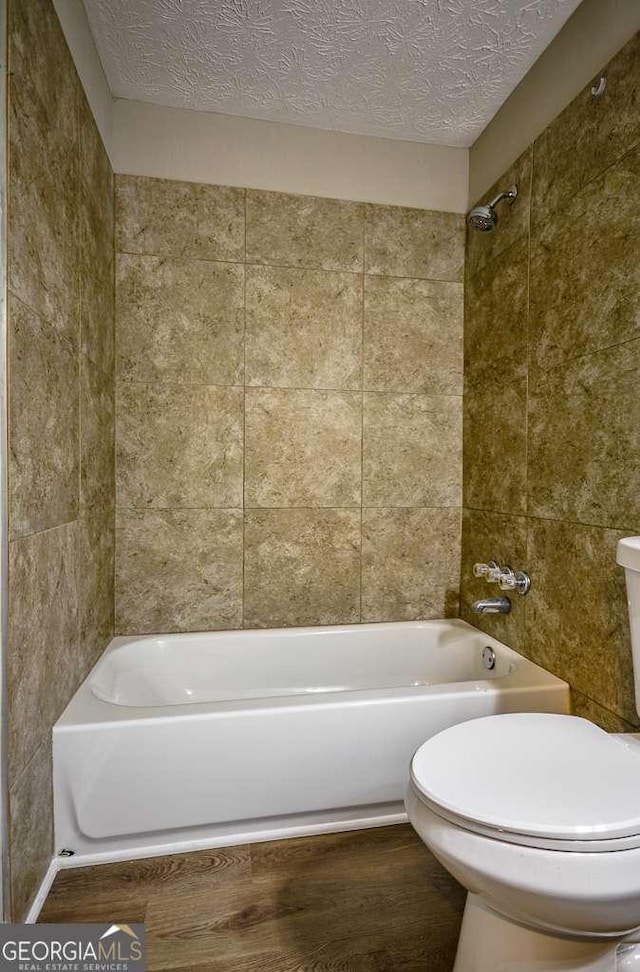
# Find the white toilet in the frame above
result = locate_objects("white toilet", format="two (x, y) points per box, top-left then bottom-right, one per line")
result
(406, 536), (640, 972)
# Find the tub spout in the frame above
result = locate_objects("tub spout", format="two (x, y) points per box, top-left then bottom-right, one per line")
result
(471, 596), (511, 614)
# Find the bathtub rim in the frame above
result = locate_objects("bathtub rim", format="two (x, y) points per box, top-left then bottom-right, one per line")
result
(56, 619), (566, 729)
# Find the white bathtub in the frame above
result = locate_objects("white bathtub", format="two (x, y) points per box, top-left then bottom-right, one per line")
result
(53, 619), (569, 865)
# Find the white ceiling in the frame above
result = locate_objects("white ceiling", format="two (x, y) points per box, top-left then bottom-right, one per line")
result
(83, 0), (583, 148)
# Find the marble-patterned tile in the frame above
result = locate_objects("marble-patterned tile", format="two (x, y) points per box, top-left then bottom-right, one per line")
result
(529, 145), (640, 375)
(81, 268), (114, 374)
(459, 508), (528, 651)
(464, 378), (527, 515)
(245, 266), (362, 389)
(81, 353), (115, 512)
(116, 255), (244, 384)
(245, 388), (361, 508)
(9, 296), (79, 538)
(8, 523), (78, 780)
(8, 0), (80, 342)
(9, 739), (53, 920)
(8, 0), (79, 190)
(115, 509), (243, 633)
(8, 172), (79, 343)
(116, 174), (245, 261)
(79, 185), (114, 285)
(464, 240), (528, 392)
(363, 393), (462, 508)
(246, 189), (364, 271)
(362, 508), (461, 622)
(571, 690), (636, 733)
(365, 205), (464, 282)
(117, 383), (243, 509)
(532, 32), (640, 229)
(527, 340), (640, 529)
(466, 148), (532, 280)
(525, 518), (638, 726)
(78, 86), (113, 216)
(77, 509), (114, 671)
(244, 509), (361, 628)
(364, 276), (463, 394)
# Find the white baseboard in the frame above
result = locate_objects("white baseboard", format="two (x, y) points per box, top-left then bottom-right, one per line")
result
(24, 810), (408, 920)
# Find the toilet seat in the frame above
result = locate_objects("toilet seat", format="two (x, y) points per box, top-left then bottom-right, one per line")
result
(411, 712), (640, 853)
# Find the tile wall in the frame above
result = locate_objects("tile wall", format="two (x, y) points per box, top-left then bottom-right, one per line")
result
(6, 0), (115, 916)
(114, 180), (465, 632)
(461, 32), (640, 731)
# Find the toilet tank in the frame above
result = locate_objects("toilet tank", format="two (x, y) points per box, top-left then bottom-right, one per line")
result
(617, 537), (640, 720)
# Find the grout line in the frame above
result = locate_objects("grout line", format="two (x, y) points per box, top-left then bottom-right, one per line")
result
(115, 249), (462, 286)
(114, 376), (465, 397)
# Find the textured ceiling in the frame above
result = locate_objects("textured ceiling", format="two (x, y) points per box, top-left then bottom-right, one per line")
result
(84, 0), (583, 147)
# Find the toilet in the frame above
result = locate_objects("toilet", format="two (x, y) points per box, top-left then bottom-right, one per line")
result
(406, 536), (640, 972)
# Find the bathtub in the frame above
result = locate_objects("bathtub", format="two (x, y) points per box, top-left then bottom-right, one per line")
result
(53, 619), (569, 865)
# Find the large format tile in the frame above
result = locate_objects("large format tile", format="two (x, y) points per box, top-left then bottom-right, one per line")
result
(525, 519), (638, 725)
(466, 148), (532, 280)
(77, 509), (114, 670)
(8, 523), (78, 779)
(115, 509), (243, 633)
(463, 378), (527, 515)
(363, 393), (461, 508)
(532, 33), (640, 229)
(116, 175), (245, 261)
(245, 266), (362, 389)
(529, 145), (640, 374)
(365, 205), (464, 281)
(8, 0), (80, 343)
(244, 509), (361, 628)
(459, 508), (528, 651)
(246, 190), (363, 271)
(9, 296), (79, 538)
(245, 388), (361, 508)
(79, 186), (114, 285)
(117, 383), (243, 509)
(116, 255), (244, 384)
(362, 508), (461, 622)
(81, 269), (114, 377)
(9, 739), (53, 920)
(81, 353), (114, 512)
(527, 340), (640, 529)
(78, 86), (113, 217)
(572, 690), (636, 733)
(464, 240), (528, 392)
(364, 276), (463, 394)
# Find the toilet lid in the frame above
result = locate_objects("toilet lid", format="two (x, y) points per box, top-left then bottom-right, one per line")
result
(411, 713), (640, 842)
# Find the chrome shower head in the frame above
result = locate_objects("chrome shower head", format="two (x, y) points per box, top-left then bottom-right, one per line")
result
(467, 184), (518, 233)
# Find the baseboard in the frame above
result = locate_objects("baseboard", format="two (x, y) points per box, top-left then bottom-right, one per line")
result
(24, 858), (60, 923)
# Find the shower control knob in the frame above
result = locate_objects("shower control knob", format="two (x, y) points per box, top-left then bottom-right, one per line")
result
(499, 566), (517, 591)
(485, 561), (501, 584)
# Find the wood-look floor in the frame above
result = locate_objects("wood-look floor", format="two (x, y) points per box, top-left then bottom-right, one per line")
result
(39, 824), (465, 971)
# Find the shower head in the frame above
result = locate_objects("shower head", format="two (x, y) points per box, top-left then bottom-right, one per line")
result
(467, 184), (518, 233)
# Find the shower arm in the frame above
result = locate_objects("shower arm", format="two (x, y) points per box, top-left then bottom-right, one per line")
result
(488, 186), (518, 209)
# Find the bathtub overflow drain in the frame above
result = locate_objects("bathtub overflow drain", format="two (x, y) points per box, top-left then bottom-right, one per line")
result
(482, 646), (496, 671)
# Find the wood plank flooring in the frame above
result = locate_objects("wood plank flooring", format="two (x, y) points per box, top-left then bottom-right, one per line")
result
(39, 824), (465, 971)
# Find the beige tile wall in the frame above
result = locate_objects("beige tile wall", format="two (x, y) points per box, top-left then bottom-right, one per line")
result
(115, 179), (464, 632)
(461, 32), (640, 731)
(6, 0), (115, 916)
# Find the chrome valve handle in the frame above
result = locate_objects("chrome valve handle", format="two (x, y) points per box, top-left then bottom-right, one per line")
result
(473, 561), (501, 583)
(474, 561), (530, 595)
